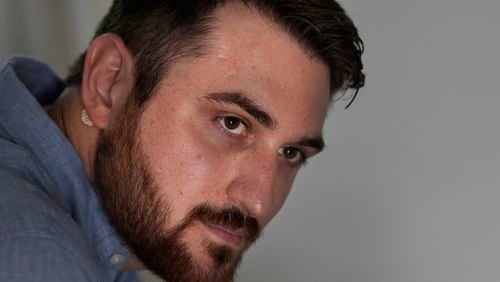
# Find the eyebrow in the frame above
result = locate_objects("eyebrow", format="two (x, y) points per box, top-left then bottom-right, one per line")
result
(204, 92), (277, 129)
(204, 91), (325, 153)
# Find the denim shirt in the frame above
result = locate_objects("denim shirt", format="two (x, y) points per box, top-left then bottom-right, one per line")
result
(0, 57), (139, 282)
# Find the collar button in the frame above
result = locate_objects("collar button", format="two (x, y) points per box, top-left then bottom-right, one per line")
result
(109, 253), (124, 265)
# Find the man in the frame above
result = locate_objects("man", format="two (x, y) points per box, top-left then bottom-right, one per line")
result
(0, 0), (364, 281)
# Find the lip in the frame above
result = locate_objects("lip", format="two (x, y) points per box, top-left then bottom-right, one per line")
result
(203, 222), (244, 247)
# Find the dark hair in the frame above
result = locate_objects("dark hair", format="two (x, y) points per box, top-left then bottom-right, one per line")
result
(66, 0), (364, 107)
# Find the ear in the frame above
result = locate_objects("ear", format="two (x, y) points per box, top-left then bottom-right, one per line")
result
(80, 33), (134, 129)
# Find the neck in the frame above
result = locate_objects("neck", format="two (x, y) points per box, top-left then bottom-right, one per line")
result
(45, 87), (99, 180)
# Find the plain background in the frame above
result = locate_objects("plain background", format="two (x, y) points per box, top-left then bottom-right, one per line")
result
(1, 0), (499, 281)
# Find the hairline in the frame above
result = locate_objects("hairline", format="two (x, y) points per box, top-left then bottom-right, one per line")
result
(135, 3), (333, 106)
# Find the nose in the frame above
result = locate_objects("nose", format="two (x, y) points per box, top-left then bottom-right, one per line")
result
(225, 152), (279, 226)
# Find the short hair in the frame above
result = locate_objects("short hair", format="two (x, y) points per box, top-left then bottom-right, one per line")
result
(66, 0), (365, 107)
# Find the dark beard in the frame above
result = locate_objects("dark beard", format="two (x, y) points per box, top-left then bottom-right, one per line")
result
(93, 99), (260, 282)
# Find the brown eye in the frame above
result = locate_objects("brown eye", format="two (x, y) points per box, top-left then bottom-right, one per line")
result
(224, 116), (241, 130)
(218, 116), (247, 135)
(279, 147), (305, 164)
(283, 147), (298, 159)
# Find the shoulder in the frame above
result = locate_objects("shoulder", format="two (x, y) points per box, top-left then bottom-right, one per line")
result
(0, 170), (104, 281)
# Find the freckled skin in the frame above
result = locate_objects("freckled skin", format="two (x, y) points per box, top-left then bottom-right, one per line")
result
(135, 4), (330, 268)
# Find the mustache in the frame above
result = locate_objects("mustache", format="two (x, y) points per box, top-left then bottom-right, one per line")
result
(181, 203), (261, 242)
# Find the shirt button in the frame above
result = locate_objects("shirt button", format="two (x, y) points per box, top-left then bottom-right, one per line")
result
(109, 253), (124, 265)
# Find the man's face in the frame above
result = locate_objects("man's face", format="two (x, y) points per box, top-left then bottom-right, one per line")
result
(94, 4), (330, 282)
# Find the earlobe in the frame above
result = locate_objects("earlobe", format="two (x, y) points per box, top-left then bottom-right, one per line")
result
(80, 33), (134, 129)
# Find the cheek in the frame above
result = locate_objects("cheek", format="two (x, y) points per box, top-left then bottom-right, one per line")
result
(137, 108), (230, 224)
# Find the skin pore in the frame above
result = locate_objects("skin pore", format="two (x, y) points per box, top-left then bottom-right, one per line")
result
(47, 3), (330, 281)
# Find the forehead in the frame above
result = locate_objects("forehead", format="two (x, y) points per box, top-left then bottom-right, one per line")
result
(158, 3), (330, 132)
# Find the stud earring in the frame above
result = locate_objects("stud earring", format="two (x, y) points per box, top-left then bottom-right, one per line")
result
(81, 109), (94, 127)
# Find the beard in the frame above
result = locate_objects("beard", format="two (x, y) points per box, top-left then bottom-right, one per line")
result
(93, 98), (261, 281)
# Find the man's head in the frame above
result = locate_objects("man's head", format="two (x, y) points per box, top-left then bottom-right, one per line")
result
(67, 1), (364, 281)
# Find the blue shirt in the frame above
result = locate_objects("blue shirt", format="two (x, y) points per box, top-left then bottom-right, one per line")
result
(0, 57), (140, 282)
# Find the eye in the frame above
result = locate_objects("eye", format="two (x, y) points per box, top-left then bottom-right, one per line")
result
(217, 116), (247, 136)
(278, 147), (306, 165)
